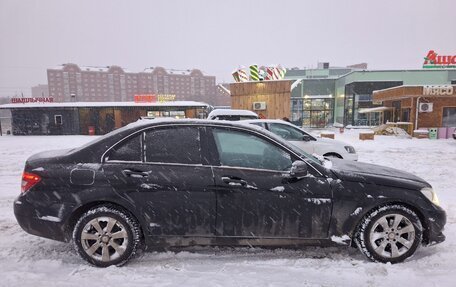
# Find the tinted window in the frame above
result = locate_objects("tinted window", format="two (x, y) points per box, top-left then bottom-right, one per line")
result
(144, 127), (201, 164)
(212, 128), (292, 171)
(107, 135), (141, 162)
(268, 123), (306, 141)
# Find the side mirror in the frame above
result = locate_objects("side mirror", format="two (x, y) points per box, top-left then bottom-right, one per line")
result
(290, 160), (308, 178)
(302, 135), (312, 142)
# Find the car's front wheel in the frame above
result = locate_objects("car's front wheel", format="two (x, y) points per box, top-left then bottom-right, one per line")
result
(355, 204), (423, 263)
(73, 205), (141, 267)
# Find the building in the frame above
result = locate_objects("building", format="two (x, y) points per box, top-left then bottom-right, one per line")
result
(285, 65), (456, 127)
(0, 101), (210, 135)
(47, 64), (218, 104)
(372, 85), (456, 131)
(31, 84), (49, 98)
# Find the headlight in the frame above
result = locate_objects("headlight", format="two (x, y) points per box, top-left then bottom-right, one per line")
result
(420, 187), (440, 206)
(344, 146), (356, 154)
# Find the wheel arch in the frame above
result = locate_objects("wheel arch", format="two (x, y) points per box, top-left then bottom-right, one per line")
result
(323, 152), (343, 159)
(350, 200), (429, 247)
(64, 200), (145, 242)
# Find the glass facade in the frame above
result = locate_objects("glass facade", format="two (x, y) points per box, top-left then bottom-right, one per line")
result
(291, 97), (334, 127)
(290, 78), (335, 127)
(286, 68), (455, 127)
(343, 81), (402, 126)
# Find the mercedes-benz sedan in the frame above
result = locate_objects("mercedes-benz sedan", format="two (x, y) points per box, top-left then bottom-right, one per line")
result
(14, 119), (445, 267)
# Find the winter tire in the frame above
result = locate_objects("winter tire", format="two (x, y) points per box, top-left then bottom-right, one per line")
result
(355, 204), (422, 264)
(73, 205), (141, 267)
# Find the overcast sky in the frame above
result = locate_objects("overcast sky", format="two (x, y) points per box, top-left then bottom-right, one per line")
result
(0, 0), (455, 97)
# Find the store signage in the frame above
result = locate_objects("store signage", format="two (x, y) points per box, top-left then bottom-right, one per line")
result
(134, 94), (176, 103)
(422, 85), (454, 96)
(11, 97), (54, 104)
(423, 50), (456, 68)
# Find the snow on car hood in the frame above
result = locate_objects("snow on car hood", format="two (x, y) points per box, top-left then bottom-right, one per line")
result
(329, 158), (428, 185)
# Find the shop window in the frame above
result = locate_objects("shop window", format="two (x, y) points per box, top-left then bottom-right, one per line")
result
(442, 107), (456, 127)
(54, 115), (63, 125)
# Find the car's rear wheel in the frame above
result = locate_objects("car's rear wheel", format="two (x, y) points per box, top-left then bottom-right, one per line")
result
(73, 205), (141, 267)
(355, 204), (422, 263)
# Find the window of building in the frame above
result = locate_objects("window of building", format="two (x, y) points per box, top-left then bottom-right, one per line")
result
(442, 107), (456, 127)
(54, 115), (63, 125)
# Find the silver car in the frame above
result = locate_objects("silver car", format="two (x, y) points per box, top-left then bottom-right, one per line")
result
(242, 119), (358, 161)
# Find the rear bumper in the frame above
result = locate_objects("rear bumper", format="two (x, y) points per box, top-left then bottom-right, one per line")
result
(14, 197), (68, 242)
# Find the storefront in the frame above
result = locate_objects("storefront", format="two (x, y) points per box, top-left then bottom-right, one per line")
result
(372, 85), (456, 130)
(0, 101), (210, 135)
(291, 96), (334, 128)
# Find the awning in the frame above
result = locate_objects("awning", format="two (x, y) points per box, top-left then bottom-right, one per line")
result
(358, 107), (394, 114)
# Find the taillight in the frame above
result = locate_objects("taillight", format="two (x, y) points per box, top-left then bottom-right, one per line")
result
(21, 172), (41, 193)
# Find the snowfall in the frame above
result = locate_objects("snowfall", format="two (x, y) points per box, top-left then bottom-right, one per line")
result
(0, 129), (455, 287)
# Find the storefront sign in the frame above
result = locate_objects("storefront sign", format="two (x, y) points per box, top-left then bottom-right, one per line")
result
(11, 97), (54, 104)
(423, 50), (456, 68)
(422, 85), (454, 96)
(134, 94), (176, 103)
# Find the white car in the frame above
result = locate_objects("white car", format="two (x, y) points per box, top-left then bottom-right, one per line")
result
(242, 119), (358, 161)
(207, 109), (259, 121)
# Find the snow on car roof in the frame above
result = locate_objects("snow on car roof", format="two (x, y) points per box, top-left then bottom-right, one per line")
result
(207, 109), (258, 117)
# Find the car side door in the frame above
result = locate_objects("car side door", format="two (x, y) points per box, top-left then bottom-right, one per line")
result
(102, 125), (216, 238)
(208, 126), (332, 239)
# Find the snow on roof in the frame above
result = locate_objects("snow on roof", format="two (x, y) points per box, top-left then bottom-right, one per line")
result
(0, 101), (210, 109)
(142, 68), (198, 76)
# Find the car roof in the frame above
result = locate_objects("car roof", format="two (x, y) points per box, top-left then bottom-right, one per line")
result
(239, 119), (293, 125)
(207, 109), (258, 117)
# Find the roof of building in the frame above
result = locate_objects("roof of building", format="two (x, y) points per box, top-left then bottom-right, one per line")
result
(0, 101), (210, 109)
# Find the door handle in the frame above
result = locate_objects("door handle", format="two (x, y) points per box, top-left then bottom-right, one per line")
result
(221, 176), (247, 187)
(122, 169), (149, 178)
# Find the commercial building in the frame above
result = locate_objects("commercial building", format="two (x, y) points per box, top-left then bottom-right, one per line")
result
(0, 101), (210, 135)
(285, 64), (456, 127)
(46, 63), (224, 105)
(372, 85), (456, 131)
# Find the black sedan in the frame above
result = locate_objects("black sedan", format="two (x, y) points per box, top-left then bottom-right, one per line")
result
(14, 119), (446, 267)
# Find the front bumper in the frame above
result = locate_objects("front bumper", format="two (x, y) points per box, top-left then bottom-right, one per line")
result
(424, 204), (446, 245)
(14, 197), (68, 242)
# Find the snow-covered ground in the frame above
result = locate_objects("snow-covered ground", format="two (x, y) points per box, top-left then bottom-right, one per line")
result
(0, 131), (455, 286)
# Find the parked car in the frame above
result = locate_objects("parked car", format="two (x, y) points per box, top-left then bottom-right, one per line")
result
(453, 129), (456, 139)
(207, 109), (259, 121)
(241, 119), (358, 161)
(15, 119), (445, 267)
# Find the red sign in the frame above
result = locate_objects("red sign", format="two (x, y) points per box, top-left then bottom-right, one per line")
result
(11, 97), (54, 104)
(134, 94), (176, 103)
(423, 50), (456, 68)
(134, 94), (157, 103)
